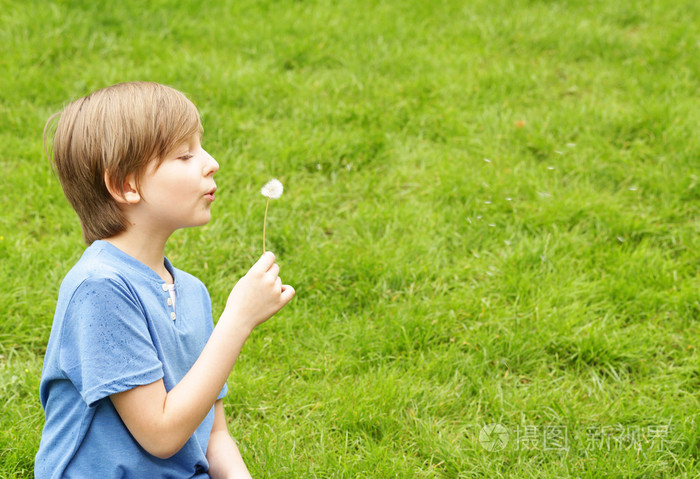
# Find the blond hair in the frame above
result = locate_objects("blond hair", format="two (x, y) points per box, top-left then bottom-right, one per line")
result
(44, 82), (203, 244)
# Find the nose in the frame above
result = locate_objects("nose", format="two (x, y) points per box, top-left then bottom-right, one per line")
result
(203, 149), (219, 176)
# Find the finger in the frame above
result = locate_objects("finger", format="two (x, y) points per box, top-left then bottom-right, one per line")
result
(274, 276), (282, 292)
(252, 251), (276, 273)
(280, 284), (295, 304)
(268, 263), (280, 278)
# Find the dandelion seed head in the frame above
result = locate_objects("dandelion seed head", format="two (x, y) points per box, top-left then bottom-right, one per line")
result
(261, 179), (284, 199)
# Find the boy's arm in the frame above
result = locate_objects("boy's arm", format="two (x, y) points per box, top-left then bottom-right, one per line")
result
(110, 252), (294, 459)
(206, 400), (252, 479)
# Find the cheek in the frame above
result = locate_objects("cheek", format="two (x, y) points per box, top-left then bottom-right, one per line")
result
(161, 170), (194, 191)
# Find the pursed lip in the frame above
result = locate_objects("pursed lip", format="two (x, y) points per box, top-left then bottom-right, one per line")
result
(204, 185), (217, 200)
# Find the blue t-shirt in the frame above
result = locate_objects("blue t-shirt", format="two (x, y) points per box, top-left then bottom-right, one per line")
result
(35, 241), (227, 478)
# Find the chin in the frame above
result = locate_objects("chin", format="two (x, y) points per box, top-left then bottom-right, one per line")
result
(180, 215), (212, 230)
(197, 214), (212, 226)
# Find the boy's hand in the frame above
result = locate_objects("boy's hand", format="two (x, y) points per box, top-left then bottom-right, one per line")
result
(224, 252), (295, 332)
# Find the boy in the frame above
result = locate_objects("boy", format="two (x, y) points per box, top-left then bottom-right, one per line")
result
(35, 82), (295, 478)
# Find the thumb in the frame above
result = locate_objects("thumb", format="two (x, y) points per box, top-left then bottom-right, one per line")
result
(252, 251), (276, 273)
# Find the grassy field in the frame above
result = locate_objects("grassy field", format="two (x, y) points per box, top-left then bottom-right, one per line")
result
(1, 0), (698, 477)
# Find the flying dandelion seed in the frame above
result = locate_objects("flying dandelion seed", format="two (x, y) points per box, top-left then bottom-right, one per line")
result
(261, 179), (283, 253)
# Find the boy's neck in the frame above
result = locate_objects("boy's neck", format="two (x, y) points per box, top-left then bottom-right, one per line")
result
(103, 231), (174, 284)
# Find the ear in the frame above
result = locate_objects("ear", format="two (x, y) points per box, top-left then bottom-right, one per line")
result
(104, 171), (141, 205)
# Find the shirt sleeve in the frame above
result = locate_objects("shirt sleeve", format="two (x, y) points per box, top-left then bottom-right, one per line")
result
(59, 276), (164, 407)
(218, 383), (228, 400)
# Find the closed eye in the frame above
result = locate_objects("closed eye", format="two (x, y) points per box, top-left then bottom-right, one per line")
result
(177, 154), (194, 161)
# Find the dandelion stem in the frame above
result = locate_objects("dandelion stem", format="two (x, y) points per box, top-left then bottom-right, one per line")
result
(263, 198), (270, 253)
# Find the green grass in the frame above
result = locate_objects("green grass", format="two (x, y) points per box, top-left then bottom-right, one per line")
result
(1, 0), (698, 477)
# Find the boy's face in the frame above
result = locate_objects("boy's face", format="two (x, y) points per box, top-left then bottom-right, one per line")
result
(134, 135), (219, 233)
